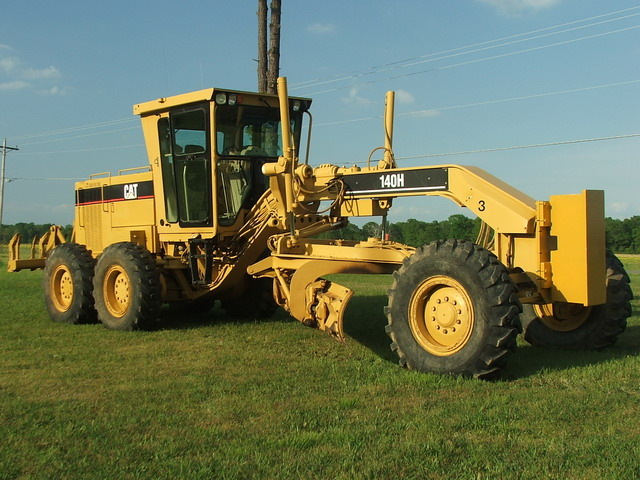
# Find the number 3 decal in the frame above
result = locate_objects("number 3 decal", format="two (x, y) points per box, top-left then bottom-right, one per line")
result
(478, 200), (486, 212)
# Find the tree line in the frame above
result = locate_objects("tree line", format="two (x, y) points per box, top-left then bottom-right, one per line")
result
(0, 223), (73, 245)
(321, 215), (640, 253)
(1, 216), (639, 253)
(605, 216), (640, 253)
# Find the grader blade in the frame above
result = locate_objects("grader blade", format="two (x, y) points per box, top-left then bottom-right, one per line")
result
(304, 279), (354, 341)
(260, 255), (399, 343)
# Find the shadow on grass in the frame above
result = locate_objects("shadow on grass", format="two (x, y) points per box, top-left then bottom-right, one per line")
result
(343, 294), (397, 364)
(505, 344), (638, 380)
(342, 294), (640, 380)
(508, 323), (640, 379)
(152, 288), (639, 380)
(156, 303), (292, 331)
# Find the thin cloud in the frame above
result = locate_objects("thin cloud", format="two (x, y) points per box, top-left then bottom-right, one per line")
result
(341, 87), (372, 107)
(0, 80), (30, 91)
(23, 65), (61, 80)
(477, 0), (562, 15)
(307, 23), (336, 35)
(0, 49), (63, 94)
(0, 57), (19, 73)
(395, 89), (415, 104)
(609, 202), (630, 214)
(37, 85), (66, 96)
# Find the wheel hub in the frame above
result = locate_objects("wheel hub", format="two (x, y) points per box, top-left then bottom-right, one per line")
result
(535, 302), (591, 332)
(103, 265), (130, 318)
(409, 276), (474, 356)
(51, 265), (74, 312)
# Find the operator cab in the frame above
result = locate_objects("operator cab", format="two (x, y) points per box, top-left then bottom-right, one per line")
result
(135, 88), (311, 233)
(215, 95), (305, 226)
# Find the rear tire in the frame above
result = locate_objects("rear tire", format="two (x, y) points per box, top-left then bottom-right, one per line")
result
(385, 239), (521, 379)
(43, 243), (96, 324)
(93, 242), (162, 331)
(521, 251), (632, 349)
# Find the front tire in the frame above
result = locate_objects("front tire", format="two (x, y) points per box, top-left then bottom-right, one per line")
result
(93, 242), (162, 331)
(43, 243), (96, 324)
(521, 251), (632, 349)
(385, 239), (521, 378)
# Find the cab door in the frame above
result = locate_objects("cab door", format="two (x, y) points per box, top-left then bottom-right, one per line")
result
(156, 104), (214, 235)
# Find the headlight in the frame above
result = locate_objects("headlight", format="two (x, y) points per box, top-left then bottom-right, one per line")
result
(215, 93), (227, 105)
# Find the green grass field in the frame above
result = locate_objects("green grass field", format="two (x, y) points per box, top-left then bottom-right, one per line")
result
(1, 252), (638, 479)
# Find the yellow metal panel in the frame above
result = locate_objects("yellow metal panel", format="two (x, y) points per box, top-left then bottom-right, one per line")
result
(448, 166), (536, 234)
(79, 204), (104, 253)
(274, 238), (414, 264)
(328, 164), (537, 234)
(133, 87), (311, 116)
(111, 198), (155, 228)
(339, 198), (386, 217)
(510, 236), (541, 283)
(549, 190), (606, 306)
(134, 89), (215, 115)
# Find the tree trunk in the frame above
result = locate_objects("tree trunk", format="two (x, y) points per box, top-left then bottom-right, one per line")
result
(267, 0), (281, 95)
(257, 0), (268, 93)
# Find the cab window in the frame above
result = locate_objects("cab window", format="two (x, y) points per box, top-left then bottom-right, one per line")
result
(171, 108), (211, 226)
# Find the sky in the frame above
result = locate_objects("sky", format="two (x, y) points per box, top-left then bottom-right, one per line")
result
(1, 0), (639, 226)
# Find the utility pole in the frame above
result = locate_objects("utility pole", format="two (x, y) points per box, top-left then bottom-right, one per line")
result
(0, 138), (19, 235)
(257, 0), (268, 93)
(257, 0), (282, 94)
(267, 0), (281, 95)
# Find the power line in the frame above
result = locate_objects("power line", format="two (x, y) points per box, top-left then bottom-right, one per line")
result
(393, 12), (640, 71)
(7, 6), (639, 148)
(16, 144), (144, 156)
(313, 79), (640, 127)
(395, 133), (640, 162)
(291, 5), (640, 89)
(291, 6), (640, 92)
(401, 80), (640, 115)
(10, 132), (638, 177)
(390, 24), (640, 81)
(7, 177), (85, 182)
(8, 8), (639, 147)
(304, 24), (640, 96)
(10, 117), (137, 141)
(18, 79), (636, 155)
(18, 126), (140, 146)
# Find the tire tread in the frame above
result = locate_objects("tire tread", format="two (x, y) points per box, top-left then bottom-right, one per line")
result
(385, 239), (521, 379)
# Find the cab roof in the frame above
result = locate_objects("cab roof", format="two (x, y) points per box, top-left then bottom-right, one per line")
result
(133, 87), (311, 116)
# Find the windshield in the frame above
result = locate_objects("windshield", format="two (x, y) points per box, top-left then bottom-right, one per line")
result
(215, 104), (302, 157)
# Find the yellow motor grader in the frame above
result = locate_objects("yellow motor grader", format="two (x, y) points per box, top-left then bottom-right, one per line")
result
(8, 78), (632, 378)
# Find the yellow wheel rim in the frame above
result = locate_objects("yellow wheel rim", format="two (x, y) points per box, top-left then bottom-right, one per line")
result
(51, 265), (74, 312)
(409, 276), (474, 356)
(535, 303), (591, 332)
(103, 265), (130, 318)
